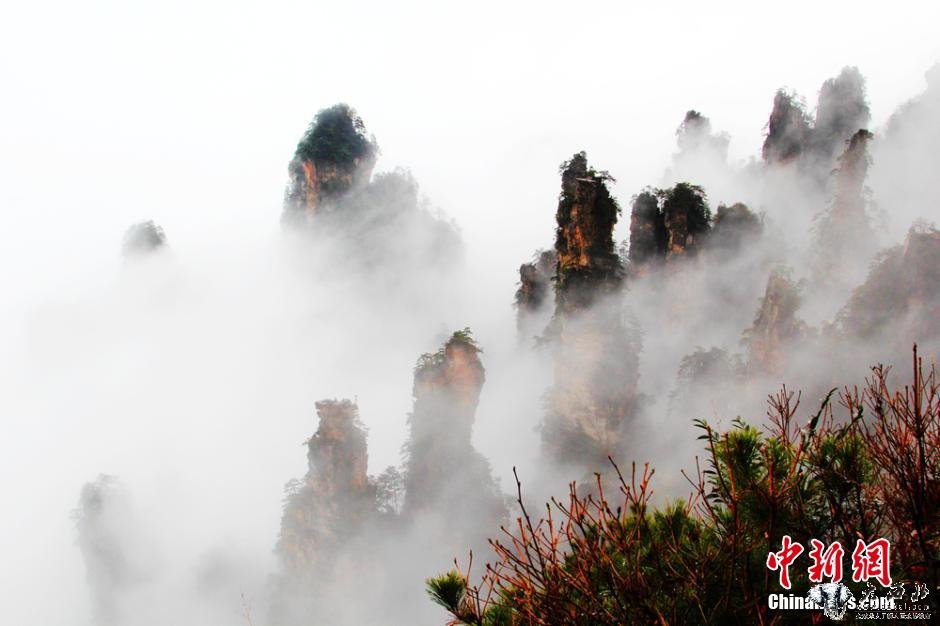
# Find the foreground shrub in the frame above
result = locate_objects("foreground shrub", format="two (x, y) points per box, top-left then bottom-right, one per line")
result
(428, 347), (939, 625)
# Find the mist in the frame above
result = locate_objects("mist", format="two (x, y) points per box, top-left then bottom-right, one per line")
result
(2, 2), (940, 625)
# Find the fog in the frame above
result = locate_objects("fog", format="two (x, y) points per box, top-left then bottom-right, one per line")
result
(1, 1), (940, 624)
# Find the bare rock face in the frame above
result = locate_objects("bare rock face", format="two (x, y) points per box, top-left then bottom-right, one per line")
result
(515, 249), (556, 336)
(541, 153), (641, 473)
(710, 202), (762, 252)
(812, 67), (870, 165)
(744, 269), (809, 376)
(553, 152), (622, 313)
(886, 63), (940, 136)
(762, 89), (813, 165)
(542, 313), (641, 472)
(282, 104), (377, 222)
(626, 184), (714, 272)
(271, 399), (402, 624)
(276, 399), (375, 582)
(762, 67), (870, 179)
(304, 400), (370, 499)
(839, 223), (940, 343)
(832, 130), (874, 224)
(402, 330), (505, 534)
(627, 190), (665, 271)
(286, 159), (372, 220)
(813, 129), (876, 281)
(875, 64), (940, 232)
(74, 475), (142, 626)
(121, 221), (166, 258)
(834, 129), (874, 221)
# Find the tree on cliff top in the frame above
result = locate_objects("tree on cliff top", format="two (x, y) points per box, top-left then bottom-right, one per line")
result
(294, 103), (377, 167)
(121, 221), (166, 258)
(660, 183), (710, 236)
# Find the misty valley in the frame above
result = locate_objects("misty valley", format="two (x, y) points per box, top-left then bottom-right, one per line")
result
(6, 54), (940, 626)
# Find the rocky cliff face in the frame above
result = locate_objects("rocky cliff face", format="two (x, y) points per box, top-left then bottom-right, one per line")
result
(762, 89), (813, 165)
(74, 475), (141, 626)
(744, 269), (809, 376)
(542, 315), (641, 473)
(553, 152), (622, 313)
(875, 64), (940, 235)
(832, 129), (874, 223)
(762, 67), (870, 178)
(710, 202), (762, 252)
(276, 399), (375, 583)
(542, 153), (641, 473)
(515, 249), (556, 337)
(812, 67), (870, 165)
(402, 330), (504, 531)
(839, 224), (940, 343)
(813, 128), (876, 281)
(627, 191), (665, 271)
(626, 183), (720, 271)
(271, 399), (409, 624)
(285, 158), (373, 221)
